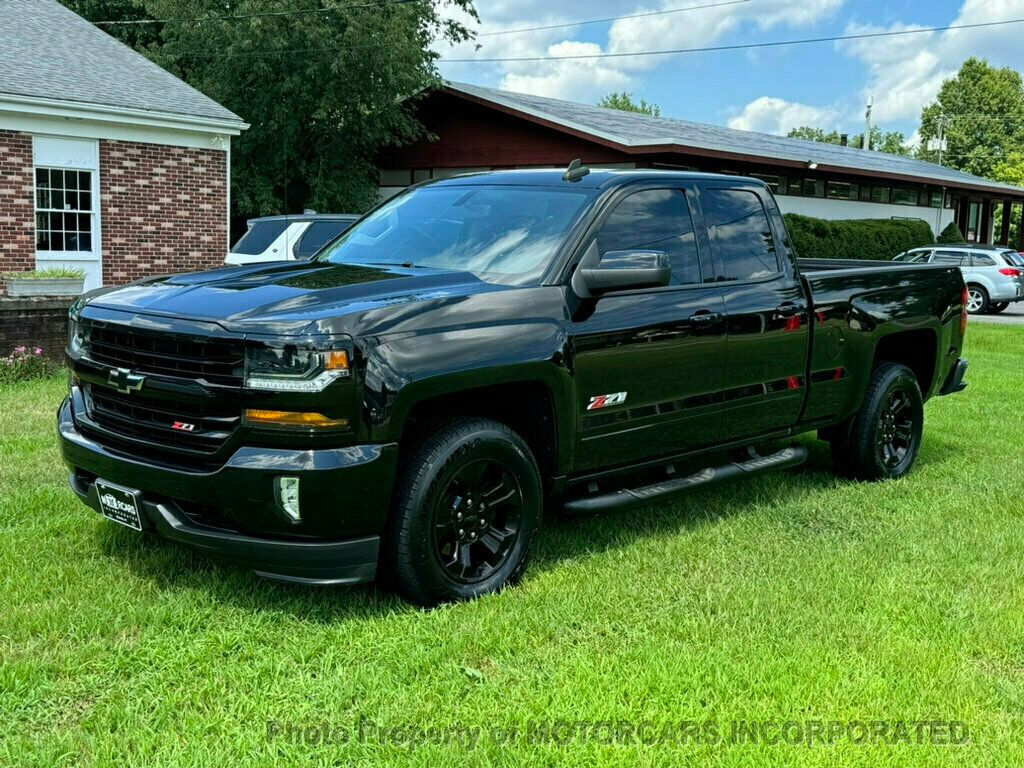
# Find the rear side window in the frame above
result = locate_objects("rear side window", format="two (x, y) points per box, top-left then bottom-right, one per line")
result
(1001, 251), (1024, 267)
(932, 251), (966, 265)
(596, 188), (701, 285)
(970, 253), (996, 267)
(702, 188), (780, 281)
(296, 220), (353, 258)
(231, 220), (289, 255)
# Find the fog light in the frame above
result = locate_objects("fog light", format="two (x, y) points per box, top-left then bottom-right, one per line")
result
(276, 477), (301, 523)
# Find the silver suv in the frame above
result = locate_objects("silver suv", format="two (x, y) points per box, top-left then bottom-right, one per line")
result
(894, 245), (1024, 314)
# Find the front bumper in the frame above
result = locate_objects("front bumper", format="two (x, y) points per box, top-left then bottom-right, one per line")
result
(59, 395), (397, 584)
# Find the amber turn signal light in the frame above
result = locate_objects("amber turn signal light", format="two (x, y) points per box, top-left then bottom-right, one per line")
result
(244, 409), (349, 429)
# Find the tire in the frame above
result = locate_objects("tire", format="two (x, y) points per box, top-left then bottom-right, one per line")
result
(830, 362), (924, 481)
(987, 301), (1009, 314)
(384, 418), (542, 606)
(965, 284), (989, 314)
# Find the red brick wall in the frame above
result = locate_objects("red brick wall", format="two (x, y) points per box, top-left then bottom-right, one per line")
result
(100, 140), (227, 284)
(0, 129), (37, 279)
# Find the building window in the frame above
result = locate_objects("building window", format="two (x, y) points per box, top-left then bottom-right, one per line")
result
(891, 187), (918, 206)
(944, 193), (954, 209)
(870, 186), (890, 204)
(826, 181), (859, 201)
(859, 185), (872, 202)
(35, 168), (93, 251)
(751, 174), (781, 193)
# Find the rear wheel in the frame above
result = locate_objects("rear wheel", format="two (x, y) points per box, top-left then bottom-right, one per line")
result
(830, 362), (924, 481)
(987, 301), (1009, 314)
(966, 284), (989, 314)
(384, 418), (542, 606)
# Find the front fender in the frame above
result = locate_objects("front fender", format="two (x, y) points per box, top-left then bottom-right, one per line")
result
(357, 321), (576, 472)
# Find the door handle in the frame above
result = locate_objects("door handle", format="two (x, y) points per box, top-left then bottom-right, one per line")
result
(686, 310), (722, 327)
(774, 302), (802, 319)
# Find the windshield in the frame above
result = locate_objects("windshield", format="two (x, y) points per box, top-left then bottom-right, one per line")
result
(317, 185), (593, 284)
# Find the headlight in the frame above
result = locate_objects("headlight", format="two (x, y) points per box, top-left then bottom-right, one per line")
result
(68, 315), (89, 355)
(244, 340), (350, 392)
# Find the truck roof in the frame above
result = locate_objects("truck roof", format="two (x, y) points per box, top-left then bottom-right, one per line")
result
(424, 167), (768, 191)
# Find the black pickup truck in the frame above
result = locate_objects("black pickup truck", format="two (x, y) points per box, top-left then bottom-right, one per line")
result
(60, 168), (969, 605)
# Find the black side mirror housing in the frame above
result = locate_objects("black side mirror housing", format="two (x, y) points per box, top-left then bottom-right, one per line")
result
(572, 245), (672, 297)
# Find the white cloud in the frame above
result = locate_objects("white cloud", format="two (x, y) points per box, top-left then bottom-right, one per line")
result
(438, 0), (847, 100)
(727, 96), (840, 134)
(500, 41), (634, 101)
(838, 0), (1024, 124)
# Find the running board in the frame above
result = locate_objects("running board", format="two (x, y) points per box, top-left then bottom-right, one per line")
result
(562, 445), (808, 515)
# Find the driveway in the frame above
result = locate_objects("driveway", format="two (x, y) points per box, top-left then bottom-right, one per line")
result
(970, 305), (1024, 326)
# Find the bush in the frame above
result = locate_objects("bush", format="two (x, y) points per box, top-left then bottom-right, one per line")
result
(937, 221), (967, 244)
(0, 346), (62, 385)
(783, 214), (935, 261)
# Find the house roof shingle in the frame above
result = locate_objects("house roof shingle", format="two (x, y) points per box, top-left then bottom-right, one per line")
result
(0, 0), (243, 125)
(445, 81), (1024, 199)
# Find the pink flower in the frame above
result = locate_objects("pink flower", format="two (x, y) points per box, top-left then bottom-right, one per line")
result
(14, 346), (26, 354)
(34, 347), (42, 355)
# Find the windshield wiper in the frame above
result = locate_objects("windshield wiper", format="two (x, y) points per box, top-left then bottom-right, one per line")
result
(358, 261), (432, 270)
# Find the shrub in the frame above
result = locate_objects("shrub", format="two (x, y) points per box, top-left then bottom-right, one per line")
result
(783, 214), (935, 261)
(937, 221), (967, 244)
(0, 346), (62, 385)
(2, 267), (86, 279)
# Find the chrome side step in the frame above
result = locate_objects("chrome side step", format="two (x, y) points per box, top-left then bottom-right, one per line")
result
(562, 445), (808, 514)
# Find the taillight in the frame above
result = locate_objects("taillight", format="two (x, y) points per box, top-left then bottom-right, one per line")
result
(961, 286), (969, 336)
(999, 267), (1022, 277)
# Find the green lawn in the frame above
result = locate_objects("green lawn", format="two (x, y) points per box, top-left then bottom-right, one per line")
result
(3, 324), (1024, 766)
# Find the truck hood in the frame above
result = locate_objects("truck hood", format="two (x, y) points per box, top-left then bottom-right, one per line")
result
(84, 261), (509, 335)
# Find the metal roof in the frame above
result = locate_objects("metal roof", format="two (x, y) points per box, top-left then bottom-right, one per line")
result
(444, 81), (1024, 199)
(0, 0), (243, 125)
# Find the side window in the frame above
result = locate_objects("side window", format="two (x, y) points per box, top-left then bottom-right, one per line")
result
(702, 188), (780, 281)
(932, 251), (965, 265)
(970, 253), (996, 267)
(595, 188), (701, 285)
(296, 221), (351, 258)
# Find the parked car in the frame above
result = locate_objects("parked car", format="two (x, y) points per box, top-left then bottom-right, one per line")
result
(61, 169), (969, 606)
(893, 244), (1024, 313)
(225, 213), (359, 266)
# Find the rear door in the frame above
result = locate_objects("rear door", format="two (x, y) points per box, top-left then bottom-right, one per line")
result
(571, 183), (727, 471)
(693, 183), (810, 442)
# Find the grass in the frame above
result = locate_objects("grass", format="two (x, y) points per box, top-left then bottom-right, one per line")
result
(2, 324), (1024, 766)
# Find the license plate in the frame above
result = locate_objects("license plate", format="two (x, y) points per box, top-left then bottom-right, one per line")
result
(95, 479), (143, 531)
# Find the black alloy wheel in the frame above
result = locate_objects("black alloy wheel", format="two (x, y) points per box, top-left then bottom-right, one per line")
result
(432, 458), (523, 583)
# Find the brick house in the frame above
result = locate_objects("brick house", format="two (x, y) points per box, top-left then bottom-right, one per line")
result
(0, 0), (248, 292)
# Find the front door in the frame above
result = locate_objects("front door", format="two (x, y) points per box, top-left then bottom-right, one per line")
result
(33, 137), (101, 290)
(693, 183), (810, 442)
(571, 184), (727, 472)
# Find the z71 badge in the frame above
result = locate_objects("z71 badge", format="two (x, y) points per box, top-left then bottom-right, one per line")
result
(587, 392), (627, 411)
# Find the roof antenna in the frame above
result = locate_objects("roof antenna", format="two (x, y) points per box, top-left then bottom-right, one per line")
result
(562, 158), (590, 183)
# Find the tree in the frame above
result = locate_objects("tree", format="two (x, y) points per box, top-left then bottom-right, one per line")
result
(786, 125), (909, 155)
(918, 57), (1024, 178)
(62, 0), (477, 222)
(598, 92), (661, 116)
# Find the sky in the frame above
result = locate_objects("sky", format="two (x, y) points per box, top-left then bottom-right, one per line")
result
(435, 0), (1024, 146)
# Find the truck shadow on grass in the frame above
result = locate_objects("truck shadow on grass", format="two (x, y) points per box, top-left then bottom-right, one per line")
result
(95, 433), (964, 621)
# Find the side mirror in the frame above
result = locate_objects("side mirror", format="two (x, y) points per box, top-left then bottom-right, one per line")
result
(575, 249), (671, 297)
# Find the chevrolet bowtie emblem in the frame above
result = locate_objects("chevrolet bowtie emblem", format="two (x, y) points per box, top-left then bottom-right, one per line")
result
(108, 367), (146, 394)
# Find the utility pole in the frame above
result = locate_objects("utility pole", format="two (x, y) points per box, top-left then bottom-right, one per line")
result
(937, 114), (946, 167)
(864, 96), (873, 151)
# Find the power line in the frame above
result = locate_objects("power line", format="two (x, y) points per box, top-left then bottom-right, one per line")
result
(443, 17), (1024, 62)
(477, 0), (750, 38)
(93, 0), (423, 26)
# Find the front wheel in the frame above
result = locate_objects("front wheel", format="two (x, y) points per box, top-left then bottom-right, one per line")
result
(830, 362), (924, 481)
(966, 284), (989, 314)
(384, 418), (542, 606)
(987, 301), (1009, 314)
